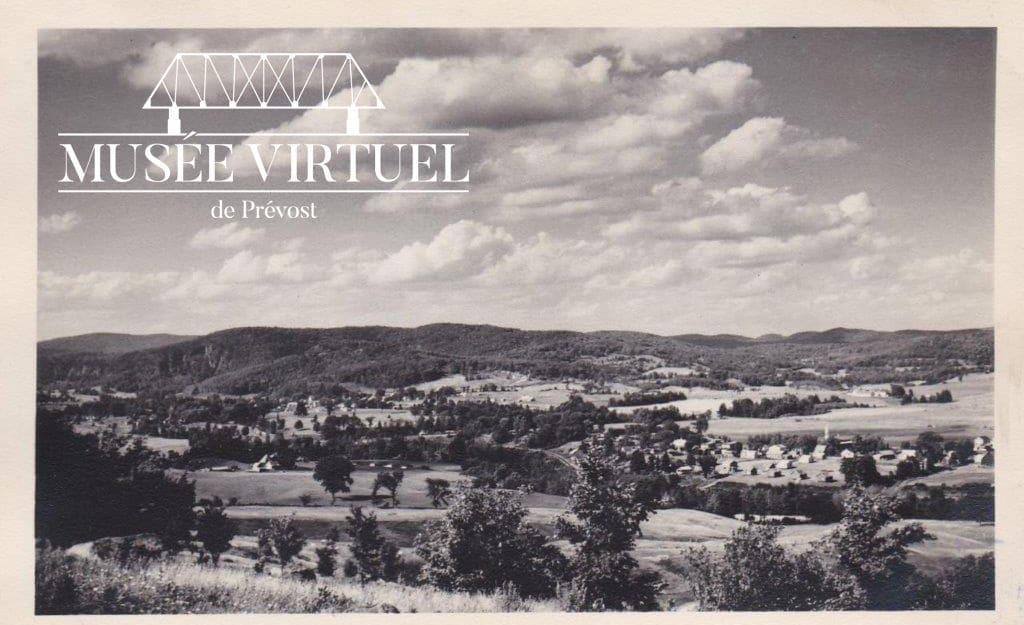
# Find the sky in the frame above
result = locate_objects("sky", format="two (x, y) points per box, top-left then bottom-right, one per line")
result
(37, 28), (995, 339)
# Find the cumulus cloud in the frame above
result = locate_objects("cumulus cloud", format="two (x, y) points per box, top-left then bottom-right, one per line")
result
(190, 222), (266, 249)
(700, 117), (857, 175)
(39, 211), (82, 234)
(369, 220), (515, 284)
(607, 181), (877, 244)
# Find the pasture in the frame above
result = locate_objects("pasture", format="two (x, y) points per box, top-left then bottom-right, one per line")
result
(186, 464), (466, 508)
(705, 373), (993, 443)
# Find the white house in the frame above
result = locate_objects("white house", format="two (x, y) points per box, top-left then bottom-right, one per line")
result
(766, 444), (788, 460)
(797, 454), (815, 464)
(811, 444), (828, 461)
(250, 454), (276, 472)
(840, 449), (856, 459)
(740, 449), (759, 460)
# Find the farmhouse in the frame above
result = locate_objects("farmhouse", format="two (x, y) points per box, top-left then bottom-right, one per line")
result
(251, 454), (276, 472)
(766, 444), (788, 460)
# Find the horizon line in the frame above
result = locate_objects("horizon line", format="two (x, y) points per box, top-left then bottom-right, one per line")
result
(37, 322), (993, 344)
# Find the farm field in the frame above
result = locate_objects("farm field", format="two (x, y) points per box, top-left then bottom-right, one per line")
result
(705, 373), (993, 443)
(896, 463), (994, 488)
(183, 465), (467, 508)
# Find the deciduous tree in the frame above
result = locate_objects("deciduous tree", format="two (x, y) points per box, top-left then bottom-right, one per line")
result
(313, 455), (355, 505)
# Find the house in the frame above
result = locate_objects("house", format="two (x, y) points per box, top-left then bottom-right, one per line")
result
(250, 454), (276, 472)
(940, 450), (960, 467)
(974, 436), (992, 452)
(671, 438), (688, 450)
(797, 454), (815, 464)
(776, 459), (795, 470)
(974, 450), (994, 465)
(873, 450), (897, 462)
(840, 449), (856, 459)
(897, 449), (918, 461)
(675, 465), (695, 475)
(740, 449), (759, 460)
(811, 444), (828, 461)
(766, 444), (788, 460)
(818, 471), (835, 483)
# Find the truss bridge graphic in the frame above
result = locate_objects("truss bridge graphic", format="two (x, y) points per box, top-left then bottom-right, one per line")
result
(144, 53), (384, 134)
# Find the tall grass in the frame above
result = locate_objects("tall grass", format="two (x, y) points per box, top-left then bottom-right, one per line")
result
(36, 546), (560, 614)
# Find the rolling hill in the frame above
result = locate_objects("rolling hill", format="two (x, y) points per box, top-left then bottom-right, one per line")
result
(38, 332), (196, 355)
(37, 324), (993, 396)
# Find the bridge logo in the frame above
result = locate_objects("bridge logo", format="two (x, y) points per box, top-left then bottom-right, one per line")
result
(58, 51), (470, 193)
(144, 53), (384, 135)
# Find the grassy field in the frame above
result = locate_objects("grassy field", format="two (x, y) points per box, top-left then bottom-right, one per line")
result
(705, 373), (993, 443)
(896, 464), (994, 488)
(186, 465), (467, 508)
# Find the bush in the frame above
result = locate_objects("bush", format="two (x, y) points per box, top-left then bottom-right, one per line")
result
(316, 527), (340, 577)
(35, 545), (79, 614)
(257, 517), (307, 572)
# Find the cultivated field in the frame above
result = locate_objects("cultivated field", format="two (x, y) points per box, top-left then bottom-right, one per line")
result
(705, 373), (993, 443)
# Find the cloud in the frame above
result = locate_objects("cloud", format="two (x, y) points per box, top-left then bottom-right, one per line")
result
(606, 180), (878, 244)
(39, 269), (177, 300)
(369, 220), (514, 284)
(39, 211), (82, 234)
(700, 117), (857, 175)
(190, 222), (266, 249)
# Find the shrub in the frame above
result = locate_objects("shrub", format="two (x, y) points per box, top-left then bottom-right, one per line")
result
(257, 517), (307, 572)
(315, 527), (340, 577)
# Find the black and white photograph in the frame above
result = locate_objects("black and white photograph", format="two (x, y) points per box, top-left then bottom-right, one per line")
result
(32, 25), (1000, 614)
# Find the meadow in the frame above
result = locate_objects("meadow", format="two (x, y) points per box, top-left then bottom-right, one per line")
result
(704, 373), (993, 443)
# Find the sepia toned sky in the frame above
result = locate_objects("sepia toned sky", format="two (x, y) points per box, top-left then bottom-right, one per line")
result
(37, 28), (994, 339)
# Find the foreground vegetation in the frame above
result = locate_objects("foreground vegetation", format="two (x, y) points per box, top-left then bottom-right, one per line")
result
(36, 545), (555, 614)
